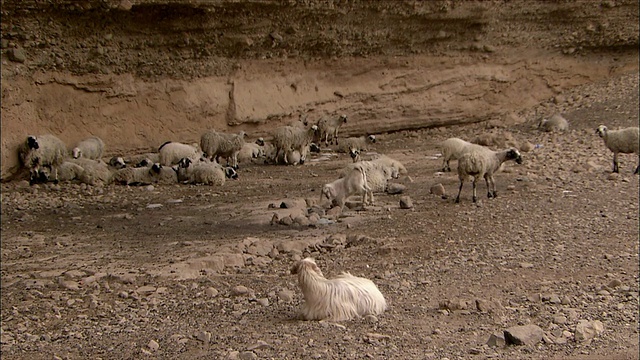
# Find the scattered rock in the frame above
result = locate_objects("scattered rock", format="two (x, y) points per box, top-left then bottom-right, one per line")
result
(487, 332), (506, 347)
(8, 47), (26, 63)
(195, 330), (211, 343)
(231, 285), (250, 296)
(148, 339), (159, 351)
(504, 324), (544, 346)
(430, 183), (446, 196)
(575, 320), (604, 341)
(386, 183), (406, 194)
(205, 287), (219, 297)
(399, 196), (413, 209)
(278, 289), (295, 302)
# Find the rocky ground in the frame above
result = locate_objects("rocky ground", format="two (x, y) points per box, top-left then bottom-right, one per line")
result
(1, 71), (638, 359)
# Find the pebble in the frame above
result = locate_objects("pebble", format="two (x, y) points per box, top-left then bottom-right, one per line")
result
(399, 196), (413, 209)
(195, 330), (211, 343)
(231, 285), (250, 296)
(148, 339), (159, 351)
(277, 290), (295, 302)
(205, 287), (219, 297)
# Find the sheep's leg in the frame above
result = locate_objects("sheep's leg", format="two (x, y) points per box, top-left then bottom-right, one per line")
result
(442, 159), (450, 172)
(612, 153), (619, 173)
(455, 179), (464, 203)
(471, 177), (478, 203)
(53, 166), (59, 185)
(484, 174), (493, 198)
(635, 156), (639, 174)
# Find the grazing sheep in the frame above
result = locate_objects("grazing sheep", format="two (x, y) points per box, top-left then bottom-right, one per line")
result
(455, 147), (523, 203)
(176, 157), (238, 186)
(439, 137), (486, 172)
(595, 125), (639, 174)
(291, 257), (387, 321)
(317, 114), (348, 147)
(200, 130), (246, 169)
(158, 141), (203, 166)
(337, 135), (376, 153)
(72, 136), (105, 159)
(271, 124), (319, 165)
(538, 113), (569, 132)
(18, 134), (68, 184)
(321, 166), (370, 208)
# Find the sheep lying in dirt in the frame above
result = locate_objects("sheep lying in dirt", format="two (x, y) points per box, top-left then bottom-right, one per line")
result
(176, 157), (238, 186)
(72, 136), (105, 159)
(271, 124), (319, 165)
(158, 141), (203, 166)
(595, 125), (639, 174)
(322, 166), (370, 208)
(439, 137), (485, 172)
(291, 257), (387, 321)
(237, 142), (265, 164)
(455, 147), (523, 203)
(317, 114), (348, 146)
(18, 134), (68, 184)
(538, 113), (569, 132)
(200, 130), (246, 169)
(111, 164), (170, 186)
(125, 152), (160, 168)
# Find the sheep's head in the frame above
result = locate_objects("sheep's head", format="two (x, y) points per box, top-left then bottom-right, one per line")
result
(368, 134), (376, 143)
(291, 257), (324, 277)
(150, 163), (163, 174)
(72, 147), (82, 159)
(177, 158), (192, 168)
(225, 167), (238, 180)
(595, 125), (607, 138)
(255, 137), (265, 146)
(321, 184), (337, 202)
(136, 159), (151, 168)
(27, 136), (39, 150)
(309, 143), (321, 153)
(507, 149), (523, 164)
(109, 156), (126, 169)
(339, 114), (348, 123)
(349, 148), (360, 162)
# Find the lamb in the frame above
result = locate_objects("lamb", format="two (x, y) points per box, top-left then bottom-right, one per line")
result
(290, 257), (387, 321)
(538, 113), (569, 132)
(595, 125), (639, 174)
(158, 141), (203, 166)
(455, 147), (523, 203)
(337, 135), (376, 153)
(72, 136), (105, 160)
(176, 157), (238, 186)
(317, 114), (348, 146)
(18, 134), (68, 184)
(200, 130), (246, 169)
(321, 166), (371, 208)
(271, 124), (319, 165)
(439, 137), (486, 172)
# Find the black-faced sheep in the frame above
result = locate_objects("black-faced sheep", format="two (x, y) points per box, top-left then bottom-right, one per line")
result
(291, 257), (387, 321)
(439, 137), (486, 172)
(200, 130), (246, 169)
(595, 125), (639, 174)
(176, 158), (238, 186)
(271, 124), (319, 165)
(317, 114), (348, 146)
(72, 136), (105, 160)
(158, 141), (203, 166)
(18, 134), (68, 184)
(455, 147), (523, 203)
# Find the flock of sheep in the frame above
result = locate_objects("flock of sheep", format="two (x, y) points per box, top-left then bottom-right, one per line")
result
(16, 112), (639, 321)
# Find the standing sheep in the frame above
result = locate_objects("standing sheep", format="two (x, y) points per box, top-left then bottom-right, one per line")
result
(455, 147), (523, 203)
(72, 136), (105, 160)
(176, 157), (238, 186)
(337, 135), (376, 153)
(200, 130), (246, 169)
(538, 113), (569, 132)
(158, 141), (203, 166)
(18, 134), (68, 184)
(321, 166), (371, 208)
(291, 257), (387, 321)
(595, 125), (639, 174)
(439, 137), (486, 172)
(317, 114), (348, 147)
(271, 124), (319, 165)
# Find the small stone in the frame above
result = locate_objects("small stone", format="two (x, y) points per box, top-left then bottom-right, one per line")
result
(195, 330), (211, 343)
(552, 315), (567, 325)
(247, 340), (270, 351)
(607, 172), (619, 181)
(363, 315), (379, 323)
(257, 298), (269, 307)
(118, 291), (129, 299)
(504, 324), (544, 346)
(487, 332), (506, 347)
(239, 351), (257, 360)
(148, 339), (159, 351)
(520, 262), (534, 269)
(136, 285), (156, 296)
(205, 287), (219, 297)
(575, 320), (604, 341)
(279, 215), (293, 226)
(231, 285), (250, 296)
(278, 289), (295, 302)
(399, 196), (413, 209)
(607, 279), (622, 288)
(430, 183), (445, 196)
(386, 183), (406, 194)
(8, 47), (26, 63)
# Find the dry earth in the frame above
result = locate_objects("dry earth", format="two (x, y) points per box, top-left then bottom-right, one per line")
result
(1, 1), (639, 360)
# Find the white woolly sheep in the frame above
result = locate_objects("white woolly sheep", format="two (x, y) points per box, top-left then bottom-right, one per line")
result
(158, 141), (203, 166)
(18, 134), (68, 184)
(200, 130), (246, 169)
(538, 113), (569, 132)
(439, 137), (486, 172)
(108, 156), (127, 169)
(349, 148), (361, 163)
(56, 161), (85, 182)
(111, 166), (158, 186)
(72, 136), (105, 160)
(125, 152), (160, 168)
(237, 142), (265, 164)
(317, 114), (348, 146)
(321, 166), (371, 208)
(148, 163), (178, 184)
(71, 158), (114, 186)
(596, 125), (639, 174)
(455, 147), (523, 203)
(291, 257), (387, 321)
(337, 135), (376, 153)
(176, 157), (238, 186)
(271, 124), (319, 165)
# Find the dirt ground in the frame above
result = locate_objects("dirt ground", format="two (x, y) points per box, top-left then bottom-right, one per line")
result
(1, 1), (639, 359)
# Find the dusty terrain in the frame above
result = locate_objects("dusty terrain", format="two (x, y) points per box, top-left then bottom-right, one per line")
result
(1, 0), (639, 359)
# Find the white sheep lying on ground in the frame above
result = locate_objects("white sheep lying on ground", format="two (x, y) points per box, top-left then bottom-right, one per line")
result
(18, 134), (68, 184)
(291, 257), (387, 321)
(108, 156), (127, 169)
(158, 141), (203, 166)
(455, 147), (523, 203)
(317, 114), (348, 146)
(237, 142), (265, 164)
(200, 130), (246, 169)
(111, 165), (166, 186)
(321, 166), (370, 208)
(538, 113), (569, 132)
(176, 157), (238, 186)
(439, 137), (486, 172)
(595, 125), (639, 174)
(126, 152), (160, 168)
(337, 135), (376, 153)
(71, 158), (114, 186)
(72, 136), (105, 159)
(271, 124), (319, 165)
